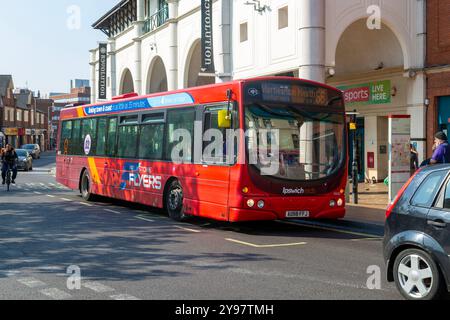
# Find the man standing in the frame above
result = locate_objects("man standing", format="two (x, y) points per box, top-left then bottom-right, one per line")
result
(430, 132), (450, 165)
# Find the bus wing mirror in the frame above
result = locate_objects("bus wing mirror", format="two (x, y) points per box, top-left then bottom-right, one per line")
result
(218, 110), (231, 129)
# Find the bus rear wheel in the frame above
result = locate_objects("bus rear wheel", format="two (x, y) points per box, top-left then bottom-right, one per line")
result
(165, 180), (187, 222)
(81, 170), (95, 201)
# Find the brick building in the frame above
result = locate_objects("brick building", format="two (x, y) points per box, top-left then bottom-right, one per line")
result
(0, 75), (50, 150)
(426, 0), (450, 156)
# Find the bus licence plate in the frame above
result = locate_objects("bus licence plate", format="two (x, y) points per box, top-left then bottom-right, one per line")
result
(286, 211), (310, 218)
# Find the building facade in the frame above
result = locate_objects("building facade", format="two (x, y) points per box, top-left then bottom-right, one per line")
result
(0, 76), (49, 150)
(90, 0), (427, 182)
(426, 0), (450, 157)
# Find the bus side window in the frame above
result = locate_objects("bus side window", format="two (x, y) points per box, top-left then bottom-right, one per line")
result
(60, 120), (72, 154)
(118, 125), (139, 159)
(164, 108), (195, 162)
(81, 118), (98, 156)
(72, 120), (82, 155)
(96, 117), (107, 156)
(203, 109), (226, 164)
(106, 118), (118, 157)
(139, 124), (164, 160)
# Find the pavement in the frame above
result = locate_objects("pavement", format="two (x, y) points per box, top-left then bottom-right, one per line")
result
(0, 152), (401, 300)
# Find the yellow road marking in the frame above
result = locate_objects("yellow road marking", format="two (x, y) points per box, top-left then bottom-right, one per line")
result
(226, 238), (307, 248)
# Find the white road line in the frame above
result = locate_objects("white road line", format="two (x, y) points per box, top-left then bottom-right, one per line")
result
(78, 202), (93, 207)
(1, 270), (21, 277)
(82, 281), (115, 293)
(175, 226), (202, 233)
(110, 294), (140, 300)
(46, 195), (56, 198)
(135, 215), (155, 223)
(225, 238), (307, 248)
(61, 198), (73, 202)
(105, 209), (121, 214)
(39, 288), (72, 300)
(17, 277), (47, 288)
(33, 191), (42, 195)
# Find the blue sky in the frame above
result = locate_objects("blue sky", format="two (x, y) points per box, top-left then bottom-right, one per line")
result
(0, 0), (118, 95)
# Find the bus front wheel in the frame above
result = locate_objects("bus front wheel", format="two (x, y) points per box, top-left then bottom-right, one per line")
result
(80, 170), (95, 201)
(165, 180), (187, 222)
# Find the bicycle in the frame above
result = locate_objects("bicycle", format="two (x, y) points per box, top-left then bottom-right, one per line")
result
(5, 166), (12, 192)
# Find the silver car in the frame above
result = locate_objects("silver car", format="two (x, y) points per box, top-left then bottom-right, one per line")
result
(20, 144), (41, 159)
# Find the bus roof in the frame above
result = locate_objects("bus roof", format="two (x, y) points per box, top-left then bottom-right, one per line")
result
(60, 77), (341, 120)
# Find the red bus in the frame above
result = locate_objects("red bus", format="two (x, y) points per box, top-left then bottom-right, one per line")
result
(56, 77), (348, 222)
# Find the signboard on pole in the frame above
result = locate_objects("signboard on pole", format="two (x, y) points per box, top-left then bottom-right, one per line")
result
(200, 0), (215, 76)
(98, 42), (108, 100)
(389, 115), (411, 202)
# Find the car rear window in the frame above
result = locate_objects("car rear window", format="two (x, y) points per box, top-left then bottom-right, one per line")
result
(411, 170), (447, 208)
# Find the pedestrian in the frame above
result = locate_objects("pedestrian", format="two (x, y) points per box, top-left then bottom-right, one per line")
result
(430, 131), (450, 165)
(410, 144), (419, 174)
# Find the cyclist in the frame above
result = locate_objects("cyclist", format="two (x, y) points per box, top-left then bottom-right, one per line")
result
(1, 144), (18, 185)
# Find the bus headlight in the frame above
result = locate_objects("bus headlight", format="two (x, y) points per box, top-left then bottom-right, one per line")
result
(329, 200), (336, 208)
(247, 199), (255, 208)
(257, 200), (265, 209)
(337, 198), (344, 207)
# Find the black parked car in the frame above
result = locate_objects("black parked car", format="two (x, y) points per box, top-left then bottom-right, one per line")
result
(384, 164), (450, 300)
(21, 144), (41, 159)
(15, 149), (33, 171)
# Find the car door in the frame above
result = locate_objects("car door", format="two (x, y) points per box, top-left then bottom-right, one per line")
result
(426, 171), (450, 256)
(407, 170), (448, 232)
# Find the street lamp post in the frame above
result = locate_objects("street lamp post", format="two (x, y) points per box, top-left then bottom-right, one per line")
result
(347, 110), (360, 204)
(352, 112), (358, 204)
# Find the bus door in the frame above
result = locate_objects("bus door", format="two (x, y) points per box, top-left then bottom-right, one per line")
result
(193, 104), (233, 220)
(104, 117), (119, 198)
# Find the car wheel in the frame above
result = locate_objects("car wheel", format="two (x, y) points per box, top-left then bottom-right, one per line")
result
(165, 180), (188, 222)
(393, 249), (445, 300)
(80, 170), (95, 201)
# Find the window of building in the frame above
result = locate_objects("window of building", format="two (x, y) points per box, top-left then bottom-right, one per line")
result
(165, 108), (195, 162)
(4, 108), (8, 121)
(278, 6), (289, 29)
(24, 111), (29, 122)
(17, 110), (21, 121)
(240, 22), (248, 43)
(10, 109), (14, 122)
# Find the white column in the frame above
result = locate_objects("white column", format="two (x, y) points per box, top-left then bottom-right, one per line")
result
(215, 0), (233, 83)
(133, 0), (145, 95)
(89, 49), (97, 104)
(167, 0), (179, 91)
(298, 0), (325, 82)
(407, 73), (427, 164)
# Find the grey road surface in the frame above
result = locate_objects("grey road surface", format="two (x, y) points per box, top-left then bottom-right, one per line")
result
(0, 152), (400, 300)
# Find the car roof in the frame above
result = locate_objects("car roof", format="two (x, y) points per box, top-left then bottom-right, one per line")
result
(419, 164), (450, 174)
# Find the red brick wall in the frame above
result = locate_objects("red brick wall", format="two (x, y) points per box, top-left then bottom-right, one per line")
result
(426, 0), (450, 157)
(427, 0), (450, 65)
(426, 72), (450, 157)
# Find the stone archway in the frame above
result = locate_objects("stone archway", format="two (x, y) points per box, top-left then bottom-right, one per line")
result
(335, 19), (404, 76)
(120, 68), (135, 94)
(146, 56), (168, 94)
(185, 40), (215, 88)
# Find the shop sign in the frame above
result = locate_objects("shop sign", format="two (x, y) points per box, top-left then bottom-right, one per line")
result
(25, 129), (32, 135)
(338, 80), (391, 105)
(18, 128), (25, 136)
(4, 128), (18, 136)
